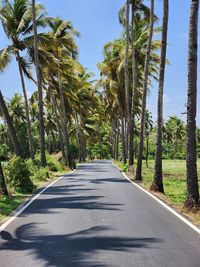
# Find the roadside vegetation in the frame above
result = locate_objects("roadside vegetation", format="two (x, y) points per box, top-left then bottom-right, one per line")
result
(0, 0), (199, 222)
(0, 152), (68, 220)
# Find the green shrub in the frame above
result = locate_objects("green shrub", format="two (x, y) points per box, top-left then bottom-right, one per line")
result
(31, 167), (49, 182)
(35, 152), (62, 172)
(46, 153), (62, 171)
(7, 156), (34, 193)
(26, 158), (37, 173)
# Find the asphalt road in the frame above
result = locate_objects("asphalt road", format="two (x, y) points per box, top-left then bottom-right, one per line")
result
(0, 160), (200, 267)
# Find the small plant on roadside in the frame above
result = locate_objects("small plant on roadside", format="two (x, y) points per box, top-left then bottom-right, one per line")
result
(7, 156), (34, 193)
(122, 163), (129, 172)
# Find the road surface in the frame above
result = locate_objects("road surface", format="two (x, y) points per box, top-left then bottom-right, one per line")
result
(0, 160), (200, 266)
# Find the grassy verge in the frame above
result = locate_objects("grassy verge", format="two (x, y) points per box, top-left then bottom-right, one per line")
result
(114, 159), (200, 226)
(0, 161), (70, 222)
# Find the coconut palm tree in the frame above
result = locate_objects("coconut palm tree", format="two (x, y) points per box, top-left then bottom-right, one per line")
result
(32, 0), (46, 166)
(129, 0), (137, 167)
(151, 0), (169, 193)
(184, 0), (199, 210)
(0, 0), (46, 160)
(46, 17), (79, 168)
(135, 0), (154, 180)
(124, 0), (130, 165)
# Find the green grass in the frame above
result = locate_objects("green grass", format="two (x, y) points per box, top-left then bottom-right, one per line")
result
(0, 194), (26, 220)
(141, 159), (200, 205)
(114, 159), (200, 225)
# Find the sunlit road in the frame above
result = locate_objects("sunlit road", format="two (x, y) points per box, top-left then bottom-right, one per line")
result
(0, 160), (200, 266)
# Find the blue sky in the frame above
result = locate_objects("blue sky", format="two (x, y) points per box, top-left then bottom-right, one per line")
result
(0, 0), (199, 125)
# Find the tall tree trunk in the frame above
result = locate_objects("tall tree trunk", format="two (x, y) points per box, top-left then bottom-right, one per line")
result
(0, 160), (9, 196)
(129, 0), (138, 167)
(121, 116), (127, 164)
(74, 113), (82, 162)
(58, 72), (72, 168)
(125, 0), (130, 160)
(113, 117), (118, 159)
(151, 0), (169, 193)
(97, 123), (102, 159)
(184, 0), (199, 210)
(146, 135), (149, 167)
(32, 0), (46, 167)
(0, 90), (23, 157)
(51, 90), (66, 162)
(136, 0), (154, 180)
(16, 52), (34, 160)
(114, 116), (120, 160)
(116, 118), (119, 160)
(82, 135), (87, 161)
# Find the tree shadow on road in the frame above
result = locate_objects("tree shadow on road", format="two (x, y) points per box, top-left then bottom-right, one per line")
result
(0, 224), (162, 267)
(19, 192), (124, 217)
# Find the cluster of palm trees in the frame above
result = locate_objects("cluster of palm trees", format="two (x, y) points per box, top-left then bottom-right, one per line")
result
(0, 0), (199, 211)
(99, 0), (199, 210)
(0, 0), (104, 194)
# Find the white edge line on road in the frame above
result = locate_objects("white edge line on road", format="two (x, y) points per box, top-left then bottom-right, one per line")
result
(112, 161), (200, 235)
(0, 171), (73, 233)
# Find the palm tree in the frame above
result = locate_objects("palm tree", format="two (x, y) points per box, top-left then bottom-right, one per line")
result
(135, 0), (154, 180)
(46, 17), (79, 168)
(118, 2), (160, 166)
(151, 0), (169, 193)
(32, 0), (46, 166)
(0, 0), (45, 160)
(124, 0), (130, 165)
(0, 90), (23, 157)
(184, 0), (199, 210)
(129, 0), (137, 167)
(0, 160), (9, 196)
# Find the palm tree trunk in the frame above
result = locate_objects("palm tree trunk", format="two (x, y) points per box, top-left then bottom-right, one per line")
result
(125, 0), (131, 160)
(136, 0), (155, 180)
(82, 135), (87, 161)
(151, 0), (169, 193)
(32, 0), (46, 167)
(121, 116), (127, 164)
(129, 0), (138, 167)
(114, 117), (119, 160)
(146, 135), (149, 167)
(184, 0), (199, 210)
(97, 123), (102, 159)
(51, 90), (66, 162)
(74, 113), (82, 162)
(58, 71), (71, 167)
(0, 90), (23, 157)
(113, 117), (118, 159)
(0, 160), (9, 196)
(125, 117), (128, 159)
(16, 52), (34, 161)
(116, 118), (119, 160)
